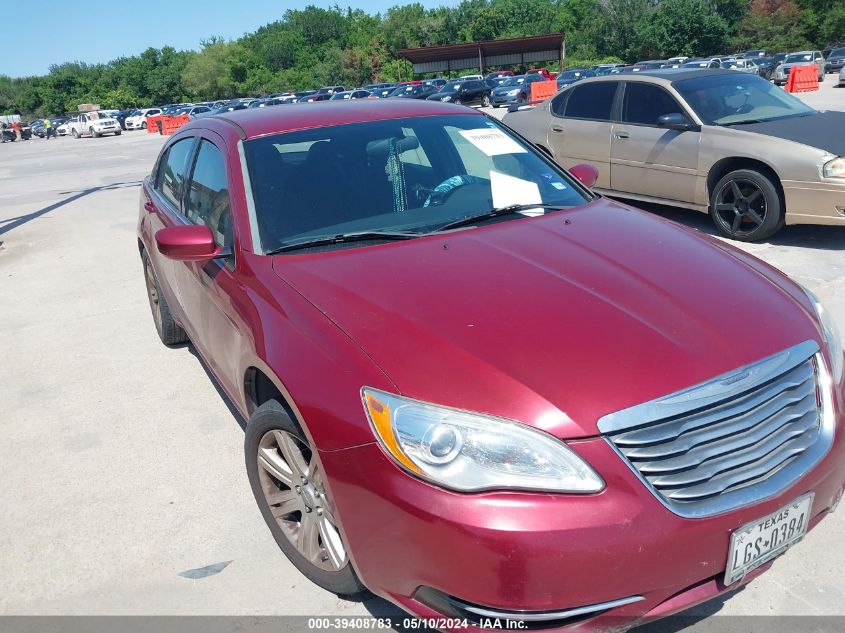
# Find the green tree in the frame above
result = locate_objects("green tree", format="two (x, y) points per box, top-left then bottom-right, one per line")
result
(646, 0), (730, 57)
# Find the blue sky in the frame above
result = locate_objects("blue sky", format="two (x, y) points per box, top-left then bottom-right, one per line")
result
(1, 0), (454, 78)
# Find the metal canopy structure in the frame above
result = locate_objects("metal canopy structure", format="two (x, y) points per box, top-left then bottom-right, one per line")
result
(398, 34), (565, 75)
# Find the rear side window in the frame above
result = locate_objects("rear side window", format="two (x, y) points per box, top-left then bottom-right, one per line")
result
(184, 140), (232, 247)
(156, 138), (195, 210)
(564, 82), (618, 121)
(622, 83), (685, 125)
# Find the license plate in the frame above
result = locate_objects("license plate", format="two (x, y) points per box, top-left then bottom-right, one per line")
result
(725, 493), (813, 585)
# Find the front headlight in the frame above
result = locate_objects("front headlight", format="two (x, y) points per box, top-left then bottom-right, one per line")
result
(804, 288), (843, 382)
(508, 89), (520, 95)
(441, 95), (451, 102)
(362, 388), (604, 493)
(823, 156), (845, 178)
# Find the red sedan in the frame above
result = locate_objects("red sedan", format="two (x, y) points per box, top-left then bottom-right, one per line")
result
(137, 100), (845, 630)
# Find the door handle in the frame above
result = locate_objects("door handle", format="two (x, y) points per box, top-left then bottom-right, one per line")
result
(551, 126), (564, 133)
(614, 131), (630, 139)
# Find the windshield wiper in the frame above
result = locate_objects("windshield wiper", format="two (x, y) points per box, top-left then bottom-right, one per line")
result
(721, 118), (767, 126)
(268, 230), (422, 254)
(434, 204), (564, 232)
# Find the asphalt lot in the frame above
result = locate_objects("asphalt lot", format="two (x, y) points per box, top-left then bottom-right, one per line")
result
(0, 80), (843, 629)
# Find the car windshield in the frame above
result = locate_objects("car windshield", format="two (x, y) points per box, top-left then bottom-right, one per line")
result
(503, 77), (525, 86)
(785, 53), (813, 63)
(683, 61), (709, 67)
(443, 82), (463, 91)
(830, 48), (845, 57)
(675, 72), (815, 125)
(243, 115), (591, 253)
(558, 70), (583, 79)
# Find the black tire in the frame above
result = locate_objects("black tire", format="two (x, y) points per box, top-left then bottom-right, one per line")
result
(115, 130), (122, 136)
(72, 128), (79, 139)
(482, 95), (491, 107)
(245, 401), (366, 597)
(709, 168), (783, 241)
(90, 127), (100, 138)
(141, 249), (188, 345)
(141, 121), (147, 129)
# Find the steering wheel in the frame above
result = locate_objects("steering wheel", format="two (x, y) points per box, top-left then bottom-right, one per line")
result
(424, 175), (483, 207)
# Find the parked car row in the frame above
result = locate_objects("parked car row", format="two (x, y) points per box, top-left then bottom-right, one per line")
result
(611, 49), (834, 83)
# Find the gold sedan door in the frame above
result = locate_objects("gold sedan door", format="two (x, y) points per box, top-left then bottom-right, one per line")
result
(610, 81), (701, 204)
(547, 81), (620, 189)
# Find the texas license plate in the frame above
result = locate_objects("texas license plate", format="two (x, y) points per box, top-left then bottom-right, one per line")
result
(725, 493), (813, 585)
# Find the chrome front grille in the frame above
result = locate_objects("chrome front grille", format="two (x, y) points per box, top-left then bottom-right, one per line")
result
(598, 340), (834, 518)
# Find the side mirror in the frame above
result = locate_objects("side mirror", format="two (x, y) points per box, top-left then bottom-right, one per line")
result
(569, 163), (599, 188)
(657, 113), (697, 132)
(155, 225), (223, 261)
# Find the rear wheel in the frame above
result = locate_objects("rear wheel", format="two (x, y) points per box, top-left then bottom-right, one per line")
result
(141, 250), (187, 345)
(709, 169), (783, 241)
(245, 401), (365, 596)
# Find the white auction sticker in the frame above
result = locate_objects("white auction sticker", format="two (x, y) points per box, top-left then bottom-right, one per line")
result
(459, 128), (527, 156)
(490, 170), (542, 214)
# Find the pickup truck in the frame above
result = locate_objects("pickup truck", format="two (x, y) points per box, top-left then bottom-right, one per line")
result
(68, 111), (122, 138)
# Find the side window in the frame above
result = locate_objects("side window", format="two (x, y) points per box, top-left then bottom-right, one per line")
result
(564, 82), (618, 121)
(550, 89), (570, 117)
(622, 83), (685, 126)
(157, 138), (196, 210)
(184, 140), (232, 247)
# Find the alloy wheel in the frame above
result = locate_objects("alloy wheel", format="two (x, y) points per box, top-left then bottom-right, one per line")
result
(256, 429), (347, 571)
(713, 178), (768, 238)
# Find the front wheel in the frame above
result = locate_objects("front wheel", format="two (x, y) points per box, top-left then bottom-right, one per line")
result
(115, 130), (122, 136)
(141, 121), (147, 129)
(72, 128), (79, 139)
(709, 169), (783, 241)
(90, 127), (100, 138)
(482, 95), (491, 107)
(142, 250), (187, 345)
(245, 401), (365, 596)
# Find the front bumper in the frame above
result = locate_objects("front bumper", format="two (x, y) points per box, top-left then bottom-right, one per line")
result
(782, 178), (845, 225)
(490, 92), (522, 105)
(320, 391), (845, 631)
(825, 61), (844, 72)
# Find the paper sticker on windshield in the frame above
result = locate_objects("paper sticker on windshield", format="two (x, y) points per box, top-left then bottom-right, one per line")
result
(490, 171), (542, 215)
(459, 129), (526, 156)
(551, 182), (567, 190)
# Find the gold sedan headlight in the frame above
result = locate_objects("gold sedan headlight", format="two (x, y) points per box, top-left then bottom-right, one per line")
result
(822, 156), (845, 178)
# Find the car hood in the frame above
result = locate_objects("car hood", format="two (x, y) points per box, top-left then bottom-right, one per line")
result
(727, 111), (845, 156)
(271, 199), (817, 439)
(492, 86), (520, 94)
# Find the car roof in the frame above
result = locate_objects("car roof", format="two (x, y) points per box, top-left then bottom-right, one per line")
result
(198, 99), (479, 139)
(585, 67), (739, 83)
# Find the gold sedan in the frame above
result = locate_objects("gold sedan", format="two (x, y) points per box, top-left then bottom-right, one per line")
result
(503, 69), (845, 241)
